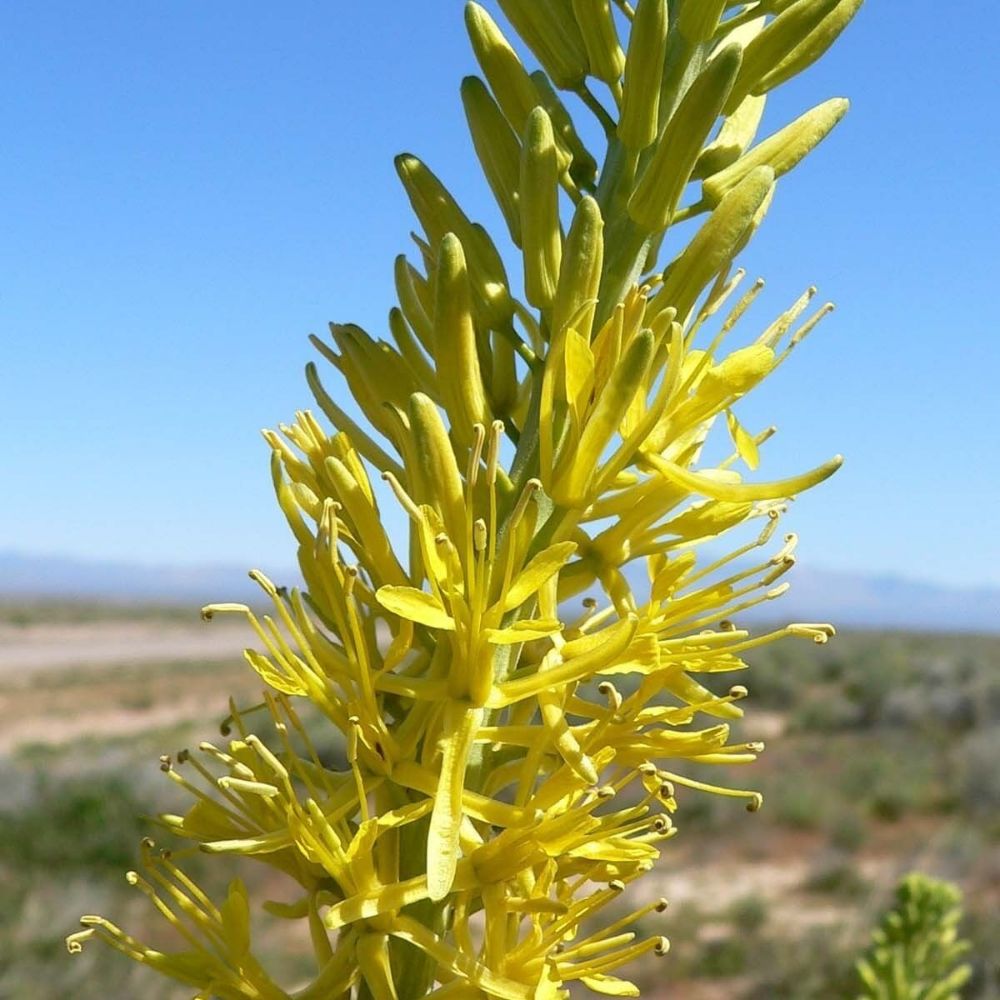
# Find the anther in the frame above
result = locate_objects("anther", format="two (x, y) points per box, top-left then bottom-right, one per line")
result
(473, 519), (488, 553)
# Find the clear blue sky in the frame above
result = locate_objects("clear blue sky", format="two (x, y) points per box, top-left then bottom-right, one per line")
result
(2, 2), (997, 589)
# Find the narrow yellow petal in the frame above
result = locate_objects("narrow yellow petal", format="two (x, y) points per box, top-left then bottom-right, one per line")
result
(648, 452), (843, 502)
(501, 541), (578, 612)
(428, 703), (484, 901)
(376, 586), (457, 631)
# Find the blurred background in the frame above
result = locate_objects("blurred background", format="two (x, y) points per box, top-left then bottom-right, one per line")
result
(1, 1), (998, 997)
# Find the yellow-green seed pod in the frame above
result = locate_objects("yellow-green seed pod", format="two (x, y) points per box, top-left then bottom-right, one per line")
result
(553, 196), (604, 341)
(388, 307), (436, 393)
(628, 43), (743, 232)
(551, 329), (655, 506)
(466, 222), (516, 329)
(652, 165), (775, 322)
(394, 255), (434, 353)
(755, 0), (864, 96)
(395, 152), (464, 248)
(530, 71), (599, 188)
(433, 234), (490, 433)
(461, 75), (523, 246)
(496, 0), (590, 89)
(395, 154), (513, 330)
(327, 324), (414, 436)
(703, 97), (848, 205)
(465, 2), (542, 137)
(693, 92), (767, 179)
(723, 0), (840, 114)
(520, 107), (563, 310)
(571, 0), (625, 84)
(677, 0), (728, 44)
(407, 391), (466, 545)
(618, 0), (669, 151)
(491, 329), (518, 416)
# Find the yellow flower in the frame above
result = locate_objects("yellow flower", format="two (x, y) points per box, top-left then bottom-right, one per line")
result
(71, 0), (865, 995)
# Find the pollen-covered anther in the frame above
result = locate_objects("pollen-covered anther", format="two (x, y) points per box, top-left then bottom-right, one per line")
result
(473, 518), (488, 553)
(654, 936), (670, 956)
(158, 755), (171, 773)
(729, 684), (749, 700)
(609, 879), (626, 892)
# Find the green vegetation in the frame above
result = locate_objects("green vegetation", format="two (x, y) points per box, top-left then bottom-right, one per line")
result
(856, 873), (972, 1000)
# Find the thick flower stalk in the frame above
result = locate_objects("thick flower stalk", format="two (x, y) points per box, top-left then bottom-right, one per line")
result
(69, 1), (864, 996)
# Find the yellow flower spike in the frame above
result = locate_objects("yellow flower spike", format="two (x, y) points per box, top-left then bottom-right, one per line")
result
(628, 43), (744, 232)
(78, 0), (862, 992)
(617, 0), (668, 151)
(704, 96), (850, 205)
(520, 107), (563, 310)
(650, 165), (776, 324)
(571, 0), (625, 85)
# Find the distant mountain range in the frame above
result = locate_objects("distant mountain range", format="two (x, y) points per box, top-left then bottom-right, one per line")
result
(0, 550), (996, 633)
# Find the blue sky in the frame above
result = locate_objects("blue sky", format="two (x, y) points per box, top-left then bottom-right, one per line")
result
(2, 1), (997, 589)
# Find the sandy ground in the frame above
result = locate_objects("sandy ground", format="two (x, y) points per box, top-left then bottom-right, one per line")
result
(0, 620), (249, 679)
(0, 620), (255, 753)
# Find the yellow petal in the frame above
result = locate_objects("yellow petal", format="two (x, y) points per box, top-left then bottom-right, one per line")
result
(726, 410), (760, 470)
(485, 619), (562, 644)
(501, 541), (578, 612)
(428, 703), (484, 901)
(648, 452), (842, 502)
(581, 974), (641, 997)
(376, 586), (456, 631)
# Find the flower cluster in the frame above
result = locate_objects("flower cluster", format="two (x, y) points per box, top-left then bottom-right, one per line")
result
(69, 0), (863, 996)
